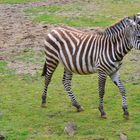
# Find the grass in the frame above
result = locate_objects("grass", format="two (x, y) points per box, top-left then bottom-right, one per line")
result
(25, 0), (140, 27)
(1, 59), (140, 140)
(34, 14), (112, 27)
(1, 0), (140, 139)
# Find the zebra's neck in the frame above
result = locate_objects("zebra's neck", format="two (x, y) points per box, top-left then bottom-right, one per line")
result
(104, 18), (127, 36)
(102, 17), (132, 61)
(111, 29), (132, 62)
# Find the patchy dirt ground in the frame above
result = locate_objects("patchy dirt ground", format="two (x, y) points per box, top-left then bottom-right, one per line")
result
(0, 0), (140, 79)
(0, 0), (75, 75)
(0, 0), (103, 75)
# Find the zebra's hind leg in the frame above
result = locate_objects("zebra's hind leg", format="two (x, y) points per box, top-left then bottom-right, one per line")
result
(98, 72), (107, 119)
(41, 61), (58, 108)
(62, 70), (84, 112)
(110, 71), (129, 119)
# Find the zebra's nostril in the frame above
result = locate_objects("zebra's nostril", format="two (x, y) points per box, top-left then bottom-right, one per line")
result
(137, 36), (140, 39)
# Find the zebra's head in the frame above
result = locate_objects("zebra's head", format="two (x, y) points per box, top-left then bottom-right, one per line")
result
(125, 14), (140, 49)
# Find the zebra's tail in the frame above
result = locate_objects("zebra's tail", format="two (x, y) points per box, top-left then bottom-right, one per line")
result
(41, 62), (47, 76)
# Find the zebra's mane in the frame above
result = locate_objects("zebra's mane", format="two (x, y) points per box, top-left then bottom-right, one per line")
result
(103, 17), (128, 36)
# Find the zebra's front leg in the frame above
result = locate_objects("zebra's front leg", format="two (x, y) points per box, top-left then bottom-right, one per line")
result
(62, 70), (84, 112)
(98, 72), (107, 118)
(110, 71), (129, 119)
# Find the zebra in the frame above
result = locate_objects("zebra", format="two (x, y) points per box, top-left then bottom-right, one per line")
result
(41, 14), (140, 119)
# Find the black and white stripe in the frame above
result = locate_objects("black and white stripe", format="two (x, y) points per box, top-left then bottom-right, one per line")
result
(41, 14), (140, 118)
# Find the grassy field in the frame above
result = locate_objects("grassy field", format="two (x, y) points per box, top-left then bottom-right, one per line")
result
(1, 0), (140, 140)
(1, 59), (140, 140)
(25, 0), (140, 27)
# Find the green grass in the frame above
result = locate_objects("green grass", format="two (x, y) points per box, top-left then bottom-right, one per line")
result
(1, 0), (140, 139)
(35, 14), (112, 27)
(0, 0), (42, 4)
(1, 56), (140, 139)
(25, 0), (140, 27)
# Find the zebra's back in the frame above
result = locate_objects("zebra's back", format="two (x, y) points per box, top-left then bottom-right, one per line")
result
(44, 27), (99, 74)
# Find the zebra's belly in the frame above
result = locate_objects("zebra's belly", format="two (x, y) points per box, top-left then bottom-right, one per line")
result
(71, 66), (98, 75)
(61, 60), (98, 75)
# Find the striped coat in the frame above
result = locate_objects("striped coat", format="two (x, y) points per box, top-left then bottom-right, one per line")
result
(41, 14), (140, 119)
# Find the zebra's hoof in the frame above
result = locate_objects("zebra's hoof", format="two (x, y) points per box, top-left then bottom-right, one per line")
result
(123, 112), (129, 120)
(41, 103), (47, 108)
(77, 106), (84, 112)
(101, 112), (107, 119)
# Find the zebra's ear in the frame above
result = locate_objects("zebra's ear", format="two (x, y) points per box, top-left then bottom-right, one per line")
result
(136, 13), (140, 19)
(133, 14), (140, 24)
(125, 17), (136, 26)
(136, 13), (140, 25)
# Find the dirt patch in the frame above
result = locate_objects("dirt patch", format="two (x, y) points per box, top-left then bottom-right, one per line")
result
(0, 0), (101, 75)
(8, 60), (41, 75)
(0, 0), (140, 79)
(0, 1), (57, 74)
